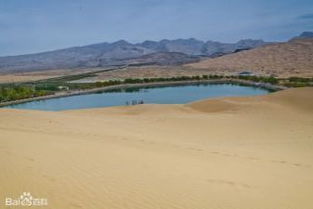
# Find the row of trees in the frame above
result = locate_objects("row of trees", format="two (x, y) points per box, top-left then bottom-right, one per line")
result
(236, 75), (278, 84)
(100, 75), (278, 86)
(0, 86), (48, 102)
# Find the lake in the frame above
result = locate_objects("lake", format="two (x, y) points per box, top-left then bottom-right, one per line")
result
(6, 83), (270, 111)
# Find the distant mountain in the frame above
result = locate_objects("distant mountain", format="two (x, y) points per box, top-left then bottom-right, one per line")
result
(137, 38), (268, 56)
(291, 31), (313, 40)
(0, 38), (269, 72)
(119, 52), (201, 66)
(137, 38), (206, 55)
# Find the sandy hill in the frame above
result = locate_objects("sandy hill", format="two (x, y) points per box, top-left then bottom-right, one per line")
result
(0, 87), (313, 209)
(186, 38), (313, 77)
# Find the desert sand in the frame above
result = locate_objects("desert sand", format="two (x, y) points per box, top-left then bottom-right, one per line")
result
(186, 39), (313, 77)
(0, 68), (96, 84)
(0, 87), (312, 209)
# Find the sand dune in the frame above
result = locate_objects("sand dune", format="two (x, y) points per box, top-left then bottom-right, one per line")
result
(186, 39), (313, 77)
(0, 88), (312, 209)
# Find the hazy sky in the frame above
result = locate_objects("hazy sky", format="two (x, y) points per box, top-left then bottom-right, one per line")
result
(0, 0), (312, 56)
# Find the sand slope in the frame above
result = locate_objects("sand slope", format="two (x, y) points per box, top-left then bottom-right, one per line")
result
(186, 39), (313, 77)
(0, 88), (313, 209)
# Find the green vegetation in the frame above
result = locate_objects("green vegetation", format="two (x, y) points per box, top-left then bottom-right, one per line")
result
(0, 86), (50, 102)
(281, 77), (313, 87)
(0, 74), (312, 104)
(237, 75), (279, 84)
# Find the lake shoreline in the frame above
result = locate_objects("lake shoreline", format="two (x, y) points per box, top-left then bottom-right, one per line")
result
(0, 79), (287, 108)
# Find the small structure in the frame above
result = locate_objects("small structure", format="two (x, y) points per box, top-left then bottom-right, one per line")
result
(238, 71), (254, 76)
(58, 86), (70, 91)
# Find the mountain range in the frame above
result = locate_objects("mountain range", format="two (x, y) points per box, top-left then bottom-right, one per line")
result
(291, 31), (313, 40)
(0, 38), (269, 72)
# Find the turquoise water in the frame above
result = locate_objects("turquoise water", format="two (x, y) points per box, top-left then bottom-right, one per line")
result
(6, 83), (270, 111)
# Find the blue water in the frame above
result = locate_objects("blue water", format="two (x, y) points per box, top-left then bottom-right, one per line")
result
(6, 83), (270, 111)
